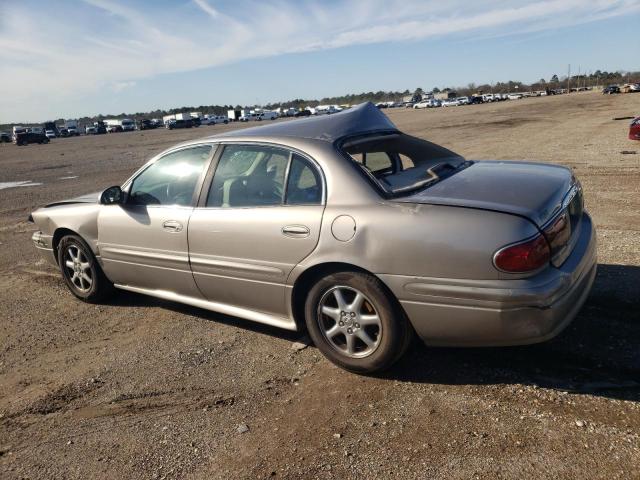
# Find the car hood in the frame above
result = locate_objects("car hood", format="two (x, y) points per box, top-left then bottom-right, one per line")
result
(45, 191), (102, 208)
(394, 160), (574, 227)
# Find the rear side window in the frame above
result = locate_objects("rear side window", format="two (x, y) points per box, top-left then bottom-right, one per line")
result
(286, 154), (322, 205)
(350, 151), (393, 174)
(206, 145), (289, 207)
(364, 152), (393, 173)
(205, 145), (323, 208)
(342, 133), (464, 197)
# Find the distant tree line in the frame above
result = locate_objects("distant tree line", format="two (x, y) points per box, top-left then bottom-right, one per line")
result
(2, 70), (638, 130)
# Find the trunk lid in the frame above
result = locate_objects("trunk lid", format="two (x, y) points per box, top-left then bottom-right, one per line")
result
(394, 161), (583, 267)
(394, 161), (574, 227)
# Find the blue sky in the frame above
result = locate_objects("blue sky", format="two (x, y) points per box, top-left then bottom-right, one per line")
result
(1, 0), (639, 123)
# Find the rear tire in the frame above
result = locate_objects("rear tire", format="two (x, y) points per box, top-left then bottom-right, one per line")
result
(57, 234), (114, 303)
(304, 271), (413, 373)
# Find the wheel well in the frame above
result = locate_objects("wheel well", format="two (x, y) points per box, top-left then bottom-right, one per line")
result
(51, 228), (78, 264)
(290, 262), (402, 330)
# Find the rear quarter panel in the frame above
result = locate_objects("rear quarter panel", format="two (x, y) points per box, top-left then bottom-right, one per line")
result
(291, 201), (540, 282)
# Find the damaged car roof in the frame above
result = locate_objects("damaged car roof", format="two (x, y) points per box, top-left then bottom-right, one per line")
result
(210, 102), (398, 143)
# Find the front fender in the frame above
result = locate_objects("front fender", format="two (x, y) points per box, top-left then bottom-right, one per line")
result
(31, 204), (101, 255)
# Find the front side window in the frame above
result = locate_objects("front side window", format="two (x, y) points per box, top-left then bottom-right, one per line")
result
(128, 145), (212, 206)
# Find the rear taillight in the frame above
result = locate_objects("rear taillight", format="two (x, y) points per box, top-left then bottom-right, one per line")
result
(494, 234), (550, 273)
(543, 211), (571, 255)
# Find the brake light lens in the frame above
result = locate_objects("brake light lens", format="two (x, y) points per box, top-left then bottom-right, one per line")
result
(494, 234), (550, 273)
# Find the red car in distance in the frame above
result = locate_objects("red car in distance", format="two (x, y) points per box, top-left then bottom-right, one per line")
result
(630, 117), (640, 140)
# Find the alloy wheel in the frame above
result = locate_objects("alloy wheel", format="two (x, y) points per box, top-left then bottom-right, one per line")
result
(63, 245), (93, 292)
(317, 286), (382, 358)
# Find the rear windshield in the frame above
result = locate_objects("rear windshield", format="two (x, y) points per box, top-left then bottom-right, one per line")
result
(341, 133), (467, 197)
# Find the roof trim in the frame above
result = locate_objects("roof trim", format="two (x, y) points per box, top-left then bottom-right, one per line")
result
(208, 102), (398, 143)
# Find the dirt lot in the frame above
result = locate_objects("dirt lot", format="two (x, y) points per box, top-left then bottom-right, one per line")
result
(1, 92), (639, 479)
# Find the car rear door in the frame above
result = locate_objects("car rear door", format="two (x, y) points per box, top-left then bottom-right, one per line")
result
(98, 144), (214, 297)
(188, 143), (325, 317)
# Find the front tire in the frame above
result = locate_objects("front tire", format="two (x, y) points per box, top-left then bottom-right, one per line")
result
(57, 235), (114, 302)
(304, 271), (412, 373)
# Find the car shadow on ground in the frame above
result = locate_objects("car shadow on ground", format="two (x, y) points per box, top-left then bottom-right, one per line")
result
(106, 263), (639, 402)
(385, 263), (640, 402)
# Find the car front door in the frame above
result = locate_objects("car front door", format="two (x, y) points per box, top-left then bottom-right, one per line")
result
(98, 144), (214, 297)
(188, 143), (325, 317)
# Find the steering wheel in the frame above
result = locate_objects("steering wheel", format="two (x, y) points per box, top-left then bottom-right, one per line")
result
(166, 181), (192, 206)
(130, 191), (160, 205)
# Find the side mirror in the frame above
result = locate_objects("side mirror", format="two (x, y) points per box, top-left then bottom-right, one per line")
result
(100, 185), (123, 205)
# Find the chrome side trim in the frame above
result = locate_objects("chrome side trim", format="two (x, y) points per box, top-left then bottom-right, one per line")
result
(192, 271), (284, 287)
(113, 284), (298, 331)
(189, 256), (286, 276)
(103, 258), (193, 274)
(100, 245), (188, 264)
(401, 276), (566, 309)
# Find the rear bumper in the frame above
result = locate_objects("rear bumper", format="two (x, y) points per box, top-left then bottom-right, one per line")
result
(32, 231), (58, 266)
(379, 213), (597, 347)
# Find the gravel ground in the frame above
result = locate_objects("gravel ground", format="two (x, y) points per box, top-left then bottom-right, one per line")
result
(1, 92), (639, 479)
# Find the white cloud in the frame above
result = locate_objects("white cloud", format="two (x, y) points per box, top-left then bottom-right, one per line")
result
(193, 0), (220, 19)
(0, 0), (637, 122)
(111, 81), (137, 92)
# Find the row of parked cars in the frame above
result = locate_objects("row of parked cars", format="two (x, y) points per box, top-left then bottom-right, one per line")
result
(2, 112), (254, 145)
(0, 130), (50, 146)
(602, 83), (640, 94)
(3, 106), (346, 145)
(165, 111), (284, 129)
(0, 126), (65, 146)
(163, 115), (229, 130)
(411, 91), (551, 109)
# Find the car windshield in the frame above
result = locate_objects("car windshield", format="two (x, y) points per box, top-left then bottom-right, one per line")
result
(341, 133), (468, 197)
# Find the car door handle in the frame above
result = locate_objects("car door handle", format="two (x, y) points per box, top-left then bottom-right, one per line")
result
(282, 225), (310, 238)
(162, 220), (183, 232)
